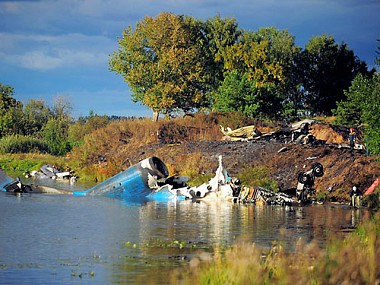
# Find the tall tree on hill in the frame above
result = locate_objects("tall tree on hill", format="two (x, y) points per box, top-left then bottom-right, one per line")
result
(203, 15), (241, 91)
(214, 28), (297, 119)
(109, 12), (213, 121)
(334, 73), (373, 127)
(251, 27), (301, 119)
(335, 42), (380, 154)
(297, 35), (373, 116)
(23, 99), (53, 135)
(360, 72), (380, 154)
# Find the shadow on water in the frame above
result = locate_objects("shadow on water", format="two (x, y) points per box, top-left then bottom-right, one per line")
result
(0, 186), (369, 284)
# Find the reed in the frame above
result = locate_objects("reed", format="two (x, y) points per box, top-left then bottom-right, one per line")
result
(171, 212), (380, 284)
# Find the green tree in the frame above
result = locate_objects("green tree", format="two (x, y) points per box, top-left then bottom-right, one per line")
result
(68, 112), (109, 147)
(218, 30), (287, 119)
(251, 27), (301, 119)
(203, 15), (241, 90)
(334, 72), (380, 154)
(361, 73), (380, 154)
(109, 12), (213, 121)
(213, 71), (259, 117)
(334, 74), (372, 127)
(0, 83), (24, 137)
(23, 99), (53, 135)
(298, 35), (372, 116)
(40, 96), (73, 155)
(42, 118), (71, 155)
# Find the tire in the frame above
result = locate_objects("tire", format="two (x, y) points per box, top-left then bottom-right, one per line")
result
(298, 172), (313, 186)
(312, 162), (324, 177)
(298, 172), (306, 183)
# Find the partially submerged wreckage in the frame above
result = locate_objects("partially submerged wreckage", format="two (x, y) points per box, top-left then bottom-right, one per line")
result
(25, 164), (77, 183)
(0, 155), (323, 205)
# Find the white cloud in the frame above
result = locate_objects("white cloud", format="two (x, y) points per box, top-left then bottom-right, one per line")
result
(19, 50), (63, 71)
(0, 32), (115, 71)
(17, 49), (103, 71)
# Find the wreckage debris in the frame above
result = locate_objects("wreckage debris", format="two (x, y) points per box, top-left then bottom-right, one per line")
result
(73, 156), (169, 199)
(220, 125), (262, 141)
(238, 186), (294, 205)
(220, 119), (366, 152)
(25, 164), (77, 183)
(0, 169), (72, 194)
(1, 155), (324, 206)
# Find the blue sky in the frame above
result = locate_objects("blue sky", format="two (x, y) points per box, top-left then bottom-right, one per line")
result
(0, 0), (379, 118)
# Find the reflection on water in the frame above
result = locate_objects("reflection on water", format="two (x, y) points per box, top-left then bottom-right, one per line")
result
(0, 191), (368, 284)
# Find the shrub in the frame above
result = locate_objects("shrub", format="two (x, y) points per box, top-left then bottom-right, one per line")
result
(0, 153), (69, 177)
(239, 166), (278, 192)
(0, 135), (49, 154)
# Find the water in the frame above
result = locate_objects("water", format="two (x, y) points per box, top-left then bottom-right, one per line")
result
(0, 186), (367, 284)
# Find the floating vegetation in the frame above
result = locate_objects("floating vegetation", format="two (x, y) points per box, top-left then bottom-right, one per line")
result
(124, 238), (212, 250)
(71, 270), (95, 278)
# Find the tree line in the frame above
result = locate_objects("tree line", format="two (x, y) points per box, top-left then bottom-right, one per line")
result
(1, 13), (379, 155)
(0, 84), (109, 155)
(109, 12), (380, 154)
(109, 12), (375, 121)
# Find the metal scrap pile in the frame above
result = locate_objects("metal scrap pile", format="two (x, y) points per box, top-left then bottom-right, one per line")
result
(238, 186), (294, 205)
(220, 119), (366, 151)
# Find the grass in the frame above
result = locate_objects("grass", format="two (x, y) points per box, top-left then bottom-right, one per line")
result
(0, 153), (71, 178)
(239, 166), (278, 192)
(169, 212), (380, 285)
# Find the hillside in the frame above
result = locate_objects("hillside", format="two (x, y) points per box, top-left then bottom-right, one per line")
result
(70, 115), (380, 202)
(124, 140), (378, 202)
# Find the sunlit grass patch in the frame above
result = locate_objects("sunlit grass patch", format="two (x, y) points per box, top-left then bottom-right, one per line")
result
(0, 153), (69, 177)
(239, 166), (278, 192)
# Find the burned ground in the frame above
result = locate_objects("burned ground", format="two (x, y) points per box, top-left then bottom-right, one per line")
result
(84, 118), (380, 201)
(96, 119), (380, 202)
(124, 139), (379, 202)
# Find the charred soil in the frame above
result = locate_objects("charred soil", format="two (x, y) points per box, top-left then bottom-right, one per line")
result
(132, 140), (379, 202)
(77, 116), (379, 203)
(118, 123), (380, 203)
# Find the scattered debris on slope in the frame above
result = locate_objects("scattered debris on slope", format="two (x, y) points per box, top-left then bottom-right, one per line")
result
(123, 120), (379, 203)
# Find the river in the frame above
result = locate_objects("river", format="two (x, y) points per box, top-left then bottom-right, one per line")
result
(0, 180), (367, 284)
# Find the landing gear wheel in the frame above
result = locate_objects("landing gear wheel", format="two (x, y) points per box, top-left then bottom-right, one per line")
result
(298, 172), (312, 184)
(312, 162), (324, 177)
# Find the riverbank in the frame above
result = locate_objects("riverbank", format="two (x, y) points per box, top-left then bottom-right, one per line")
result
(1, 115), (380, 203)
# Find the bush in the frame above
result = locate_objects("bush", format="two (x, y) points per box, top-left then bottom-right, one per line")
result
(42, 118), (71, 155)
(239, 166), (278, 192)
(0, 135), (49, 154)
(0, 153), (69, 177)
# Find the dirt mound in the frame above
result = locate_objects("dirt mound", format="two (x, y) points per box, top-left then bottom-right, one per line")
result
(309, 123), (345, 144)
(104, 118), (378, 203)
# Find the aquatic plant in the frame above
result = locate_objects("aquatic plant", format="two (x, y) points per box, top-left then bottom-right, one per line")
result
(171, 212), (380, 284)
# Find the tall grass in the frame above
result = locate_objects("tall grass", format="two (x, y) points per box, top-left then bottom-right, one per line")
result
(0, 153), (70, 177)
(0, 135), (49, 154)
(170, 212), (380, 284)
(68, 113), (260, 182)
